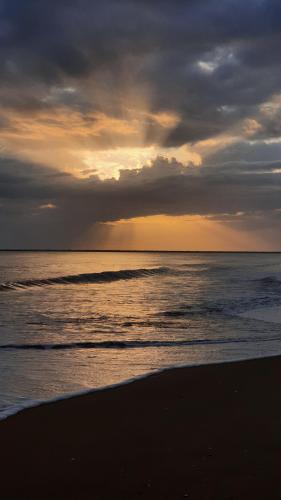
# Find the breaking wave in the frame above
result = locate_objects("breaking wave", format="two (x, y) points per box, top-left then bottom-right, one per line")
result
(257, 276), (281, 286)
(1, 335), (281, 351)
(0, 267), (169, 291)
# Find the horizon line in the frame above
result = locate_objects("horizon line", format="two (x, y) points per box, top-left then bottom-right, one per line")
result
(0, 249), (281, 254)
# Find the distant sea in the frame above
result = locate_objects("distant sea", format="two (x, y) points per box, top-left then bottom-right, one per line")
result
(0, 251), (281, 419)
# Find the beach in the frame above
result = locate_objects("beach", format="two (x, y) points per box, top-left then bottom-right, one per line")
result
(1, 355), (281, 499)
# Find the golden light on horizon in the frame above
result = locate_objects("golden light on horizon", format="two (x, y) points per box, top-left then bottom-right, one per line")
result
(77, 214), (267, 252)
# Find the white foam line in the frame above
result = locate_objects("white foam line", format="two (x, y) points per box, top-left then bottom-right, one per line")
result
(2, 348), (281, 422)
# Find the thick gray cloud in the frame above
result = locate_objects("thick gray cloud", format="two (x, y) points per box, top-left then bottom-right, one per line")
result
(0, 0), (281, 146)
(0, 155), (280, 247)
(206, 141), (281, 165)
(0, 0), (281, 247)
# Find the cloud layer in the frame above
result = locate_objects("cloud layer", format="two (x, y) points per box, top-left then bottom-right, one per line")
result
(0, 0), (281, 248)
(0, 155), (280, 248)
(0, 0), (281, 150)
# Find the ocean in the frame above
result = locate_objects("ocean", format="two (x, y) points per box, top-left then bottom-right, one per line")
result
(0, 251), (281, 419)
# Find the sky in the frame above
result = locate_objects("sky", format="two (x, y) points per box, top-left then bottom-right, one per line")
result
(0, 0), (281, 250)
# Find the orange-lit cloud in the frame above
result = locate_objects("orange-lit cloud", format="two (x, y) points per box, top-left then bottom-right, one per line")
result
(0, 0), (281, 250)
(0, 106), (185, 177)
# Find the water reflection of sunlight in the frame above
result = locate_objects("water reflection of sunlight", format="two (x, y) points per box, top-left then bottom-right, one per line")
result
(2, 252), (281, 416)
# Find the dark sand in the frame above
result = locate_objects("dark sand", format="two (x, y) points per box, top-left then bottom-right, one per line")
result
(1, 356), (281, 500)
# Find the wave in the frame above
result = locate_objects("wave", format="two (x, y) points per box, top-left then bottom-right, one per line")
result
(1, 334), (281, 351)
(162, 305), (224, 317)
(0, 266), (169, 291)
(257, 276), (281, 285)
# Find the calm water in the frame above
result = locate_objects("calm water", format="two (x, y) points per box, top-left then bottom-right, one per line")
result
(0, 251), (281, 419)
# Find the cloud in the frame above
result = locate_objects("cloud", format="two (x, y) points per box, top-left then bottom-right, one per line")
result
(0, 155), (280, 247)
(0, 0), (281, 248)
(0, 0), (281, 151)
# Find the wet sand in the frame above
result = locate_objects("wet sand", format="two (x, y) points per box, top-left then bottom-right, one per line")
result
(1, 355), (281, 499)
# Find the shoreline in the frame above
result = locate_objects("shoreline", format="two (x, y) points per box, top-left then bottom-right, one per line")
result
(2, 350), (281, 422)
(1, 355), (281, 499)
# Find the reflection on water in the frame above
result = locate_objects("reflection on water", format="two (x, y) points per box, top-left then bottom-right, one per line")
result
(0, 251), (281, 418)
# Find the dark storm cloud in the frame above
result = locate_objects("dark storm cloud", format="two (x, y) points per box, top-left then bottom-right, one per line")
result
(0, 0), (281, 144)
(0, 0), (281, 247)
(206, 141), (281, 165)
(0, 152), (281, 248)
(1, 155), (281, 216)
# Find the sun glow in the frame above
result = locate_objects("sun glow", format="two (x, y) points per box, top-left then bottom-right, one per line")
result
(80, 214), (265, 251)
(0, 84), (266, 181)
(81, 145), (201, 179)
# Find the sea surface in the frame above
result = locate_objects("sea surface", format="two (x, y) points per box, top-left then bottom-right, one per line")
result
(0, 251), (281, 419)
